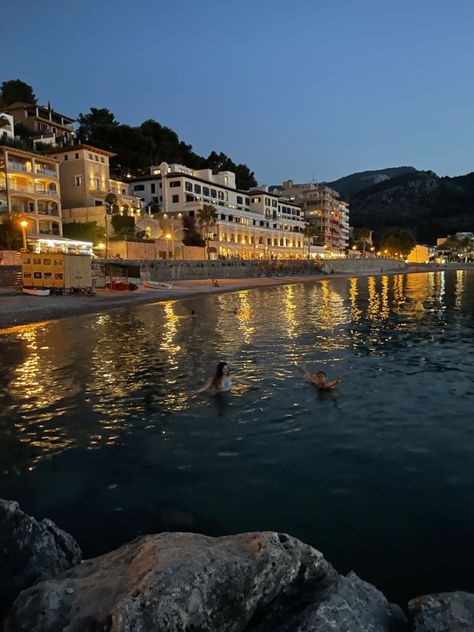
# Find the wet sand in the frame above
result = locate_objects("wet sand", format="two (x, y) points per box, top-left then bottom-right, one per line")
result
(0, 265), (453, 331)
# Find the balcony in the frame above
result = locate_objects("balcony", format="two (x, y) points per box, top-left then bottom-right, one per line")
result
(8, 161), (30, 173)
(35, 168), (57, 178)
(35, 188), (58, 198)
(9, 183), (35, 194)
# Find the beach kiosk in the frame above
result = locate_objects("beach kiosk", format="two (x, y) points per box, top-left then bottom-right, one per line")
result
(21, 238), (93, 295)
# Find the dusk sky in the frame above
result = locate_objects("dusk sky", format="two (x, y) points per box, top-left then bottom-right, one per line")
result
(3, 0), (474, 184)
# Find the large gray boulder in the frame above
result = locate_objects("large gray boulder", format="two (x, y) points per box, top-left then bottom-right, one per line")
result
(4, 531), (405, 632)
(409, 591), (474, 631)
(263, 572), (407, 632)
(0, 499), (81, 619)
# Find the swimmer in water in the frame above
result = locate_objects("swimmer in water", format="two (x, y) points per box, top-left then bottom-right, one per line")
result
(303, 369), (342, 391)
(196, 361), (249, 394)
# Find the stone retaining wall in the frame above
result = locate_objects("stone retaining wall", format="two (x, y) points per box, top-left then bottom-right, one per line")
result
(321, 258), (406, 274)
(148, 259), (324, 281)
(0, 266), (21, 287)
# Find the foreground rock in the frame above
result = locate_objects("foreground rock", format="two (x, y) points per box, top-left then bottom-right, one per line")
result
(409, 592), (474, 631)
(4, 531), (405, 632)
(0, 499), (81, 620)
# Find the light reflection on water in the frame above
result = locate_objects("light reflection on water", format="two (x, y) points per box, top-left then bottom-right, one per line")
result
(0, 271), (474, 605)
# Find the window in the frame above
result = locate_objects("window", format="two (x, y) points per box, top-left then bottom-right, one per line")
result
(237, 195), (243, 204)
(94, 178), (100, 189)
(252, 197), (261, 203)
(194, 184), (201, 194)
(246, 198), (250, 205)
(220, 214), (226, 220)
(94, 156), (98, 161)
(100, 157), (104, 163)
(95, 200), (103, 206)
(170, 180), (180, 188)
(272, 200), (277, 207)
(64, 155), (68, 161)
(75, 153), (79, 159)
(211, 189), (217, 198)
(203, 186), (210, 196)
(88, 153), (93, 160)
(218, 191), (224, 200)
(186, 194), (194, 202)
(185, 182), (193, 192)
(75, 176), (82, 186)
(34, 272), (43, 279)
(134, 185), (145, 191)
(152, 196), (159, 203)
(151, 184), (156, 194)
(172, 195), (179, 203)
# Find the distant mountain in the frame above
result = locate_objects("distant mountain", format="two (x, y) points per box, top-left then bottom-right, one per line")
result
(323, 166), (417, 197)
(349, 170), (474, 243)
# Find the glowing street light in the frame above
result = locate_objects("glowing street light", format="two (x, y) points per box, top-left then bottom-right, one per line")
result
(19, 219), (28, 251)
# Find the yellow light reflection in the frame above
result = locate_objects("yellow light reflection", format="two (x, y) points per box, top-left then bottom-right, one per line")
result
(236, 292), (255, 344)
(455, 269), (464, 309)
(349, 278), (361, 322)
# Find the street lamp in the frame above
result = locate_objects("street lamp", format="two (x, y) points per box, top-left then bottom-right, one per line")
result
(165, 232), (174, 259)
(19, 219), (28, 252)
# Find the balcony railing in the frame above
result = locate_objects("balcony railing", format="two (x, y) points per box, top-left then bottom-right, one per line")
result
(37, 208), (60, 217)
(8, 161), (30, 173)
(10, 183), (35, 194)
(35, 188), (58, 197)
(35, 168), (57, 178)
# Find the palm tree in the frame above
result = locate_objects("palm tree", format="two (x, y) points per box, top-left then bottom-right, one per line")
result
(303, 222), (318, 259)
(197, 204), (217, 259)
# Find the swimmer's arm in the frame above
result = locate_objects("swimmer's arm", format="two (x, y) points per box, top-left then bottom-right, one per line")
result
(323, 376), (342, 389)
(232, 374), (251, 385)
(196, 378), (213, 393)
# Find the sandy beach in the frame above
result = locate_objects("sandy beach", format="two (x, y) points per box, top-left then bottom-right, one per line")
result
(0, 264), (456, 331)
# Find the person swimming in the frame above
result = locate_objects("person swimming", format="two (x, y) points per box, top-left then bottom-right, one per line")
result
(303, 369), (342, 391)
(196, 361), (249, 394)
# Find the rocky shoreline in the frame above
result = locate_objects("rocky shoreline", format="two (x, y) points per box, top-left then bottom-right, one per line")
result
(1, 499), (472, 631)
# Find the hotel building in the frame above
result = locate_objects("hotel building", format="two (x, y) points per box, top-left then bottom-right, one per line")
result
(130, 162), (306, 258)
(278, 180), (349, 253)
(0, 145), (62, 237)
(4, 102), (75, 147)
(49, 144), (142, 227)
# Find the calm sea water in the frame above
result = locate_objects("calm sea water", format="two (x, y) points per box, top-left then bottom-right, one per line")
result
(0, 271), (473, 605)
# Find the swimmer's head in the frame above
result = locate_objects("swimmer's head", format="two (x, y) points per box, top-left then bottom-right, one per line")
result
(316, 371), (326, 380)
(216, 361), (229, 376)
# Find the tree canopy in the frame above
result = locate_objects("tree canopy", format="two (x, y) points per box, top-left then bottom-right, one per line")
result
(1, 80), (37, 107)
(380, 228), (416, 257)
(77, 108), (257, 190)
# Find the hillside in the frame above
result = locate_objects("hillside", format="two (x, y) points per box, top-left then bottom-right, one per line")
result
(349, 170), (474, 243)
(323, 166), (417, 197)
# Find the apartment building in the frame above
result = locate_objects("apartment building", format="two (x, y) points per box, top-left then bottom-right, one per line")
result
(130, 162), (306, 259)
(49, 144), (141, 227)
(278, 180), (349, 253)
(0, 145), (62, 237)
(4, 102), (75, 147)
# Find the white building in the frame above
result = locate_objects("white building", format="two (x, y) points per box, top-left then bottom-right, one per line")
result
(0, 113), (15, 141)
(130, 162), (306, 259)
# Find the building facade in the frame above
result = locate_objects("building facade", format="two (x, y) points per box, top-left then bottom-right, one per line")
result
(50, 144), (141, 227)
(278, 180), (349, 253)
(4, 102), (75, 147)
(0, 145), (62, 237)
(130, 162), (306, 259)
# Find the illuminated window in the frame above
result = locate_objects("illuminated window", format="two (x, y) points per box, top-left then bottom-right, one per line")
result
(74, 176), (82, 186)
